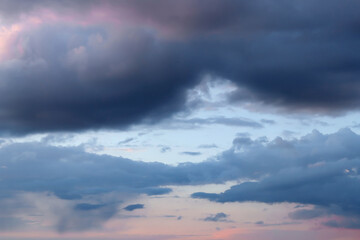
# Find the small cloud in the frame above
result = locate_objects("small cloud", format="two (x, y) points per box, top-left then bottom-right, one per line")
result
(282, 130), (296, 138)
(159, 145), (171, 153)
(41, 133), (75, 144)
(255, 221), (299, 227)
(123, 204), (144, 212)
(118, 138), (135, 145)
(181, 151), (201, 156)
(144, 187), (172, 196)
(163, 215), (183, 221)
(203, 212), (232, 222)
(261, 119), (276, 125)
(198, 144), (218, 149)
(74, 203), (105, 211)
(294, 204), (306, 209)
(236, 132), (250, 137)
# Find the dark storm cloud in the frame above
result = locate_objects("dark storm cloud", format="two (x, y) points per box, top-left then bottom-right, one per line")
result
(124, 204), (144, 211)
(0, 0), (359, 134)
(0, 25), (200, 135)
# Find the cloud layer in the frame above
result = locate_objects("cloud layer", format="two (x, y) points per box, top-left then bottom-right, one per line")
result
(1, 128), (360, 230)
(0, 0), (360, 134)
(192, 128), (360, 228)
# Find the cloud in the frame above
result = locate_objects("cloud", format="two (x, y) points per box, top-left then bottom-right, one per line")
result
(1, 128), (360, 230)
(118, 138), (135, 145)
(203, 212), (232, 223)
(0, 142), (179, 232)
(261, 119), (276, 125)
(159, 145), (171, 153)
(289, 207), (328, 220)
(0, 0), (360, 134)
(74, 203), (107, 211)
(198, 144), (218, 149)
(0, 139), (240, 231)
(181, 151), (202, 156)
(254, 221), (299, 227)
(124, 204), (144, 211)
(57, 202), (119, 233)
(160, 117), (263, 130)
(41, 133), (75, 144)
(0, 217), (28, 230)
(0, 24), (198, 135)
(323, 218), (360, 230)
(192, 128), (360, 229)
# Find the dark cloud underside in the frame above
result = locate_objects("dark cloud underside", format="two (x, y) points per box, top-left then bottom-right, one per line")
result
(0, 0), (359, 134)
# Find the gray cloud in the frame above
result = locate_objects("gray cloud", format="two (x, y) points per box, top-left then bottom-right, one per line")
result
(203, 212), (232, 223)
(188, 117), (263, 128)
(289, 207), (328, 220)
(1, 128), (360, 231)
(0, 142), (179, 232)
(198, 144), (218, 149)
(124, 204), (144, 211)
(159, 145), (171, 153)
(41, 133), (75, 144)
(181, 151), (202, 156)
(118, 138), (135, 145)
(192, 128), (360, 229)
(261, 119), (276, 125)
(255, 221), (299, 227)
(323, 218), (360, 230)
(0, 0), (359, 134)
(157, 117), (263, 130)
(57, 202), (118, 233)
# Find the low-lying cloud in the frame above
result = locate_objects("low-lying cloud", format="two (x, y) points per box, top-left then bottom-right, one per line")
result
(1, 128), (360, 230)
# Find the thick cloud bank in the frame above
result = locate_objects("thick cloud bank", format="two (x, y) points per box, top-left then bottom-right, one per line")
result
(192, 128), (360, 229)
(0, 0), (360, 134)
(1, 128), (360, 230)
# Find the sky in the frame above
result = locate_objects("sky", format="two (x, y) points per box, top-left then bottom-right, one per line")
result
(0, 0), (360, 239)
